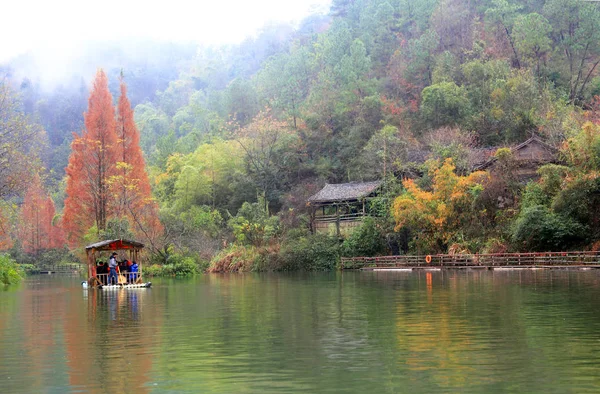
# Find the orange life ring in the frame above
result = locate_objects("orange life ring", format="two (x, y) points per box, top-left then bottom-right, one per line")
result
(425, 255), (432, 264)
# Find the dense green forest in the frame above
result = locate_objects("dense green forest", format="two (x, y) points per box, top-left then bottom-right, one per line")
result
(3, 0), (600, 273)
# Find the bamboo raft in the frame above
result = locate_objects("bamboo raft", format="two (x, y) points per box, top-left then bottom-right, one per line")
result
(84, 239), (151, 288)
(340, 251), (600, 270)
(98, 282), (152, 289)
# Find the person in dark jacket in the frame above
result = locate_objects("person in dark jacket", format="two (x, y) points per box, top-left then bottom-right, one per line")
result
(97, 261), (107, 284)
(108, 253), (118, 285)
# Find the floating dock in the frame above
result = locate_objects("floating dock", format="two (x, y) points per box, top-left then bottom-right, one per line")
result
(341, 251), (600, 271)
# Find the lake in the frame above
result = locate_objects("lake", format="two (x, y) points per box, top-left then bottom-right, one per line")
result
(1, 270), (600, 393)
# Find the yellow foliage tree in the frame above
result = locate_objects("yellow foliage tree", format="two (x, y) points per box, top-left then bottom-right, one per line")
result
(562, 121), (600, 173)
(392, 158), (488, 253)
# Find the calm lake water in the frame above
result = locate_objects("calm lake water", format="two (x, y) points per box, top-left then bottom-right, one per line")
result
(1, 270), (600, 393)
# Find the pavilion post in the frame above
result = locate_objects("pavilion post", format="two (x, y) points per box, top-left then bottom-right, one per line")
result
(336, 204), (340, 237)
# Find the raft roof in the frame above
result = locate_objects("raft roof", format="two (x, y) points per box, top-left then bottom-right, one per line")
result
(85, 239), (145, 251)
(308, 181), (382, 204)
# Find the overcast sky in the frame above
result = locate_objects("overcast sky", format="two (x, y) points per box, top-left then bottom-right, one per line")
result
(1, 0), (331, 63)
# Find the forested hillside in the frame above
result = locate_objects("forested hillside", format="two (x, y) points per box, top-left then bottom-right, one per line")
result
(3, 0), (600, 272)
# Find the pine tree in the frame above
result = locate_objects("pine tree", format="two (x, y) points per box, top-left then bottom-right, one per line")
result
(112, 77), (163, 243)
(63, 69), (118, 245)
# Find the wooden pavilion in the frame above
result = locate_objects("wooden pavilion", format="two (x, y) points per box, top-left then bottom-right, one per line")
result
(85, 239), (145, 287)
(307, 181), (382, 236)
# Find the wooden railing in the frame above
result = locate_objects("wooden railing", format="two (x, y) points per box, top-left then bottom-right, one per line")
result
(95, 272), (142, 285)
(313, 213), (366, 223)
(340, 251), (600, 269)
(32, 263), (83, 274)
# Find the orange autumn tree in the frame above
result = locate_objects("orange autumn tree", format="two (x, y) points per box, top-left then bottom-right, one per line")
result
(63, 69), (118, 246)
(110, 77), (162, 244)
(392, 158), (488, 253)
(19, 174), (64, 253)
(63, 70), (161, 248)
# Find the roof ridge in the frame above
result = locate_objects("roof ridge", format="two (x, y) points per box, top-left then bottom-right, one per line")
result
(308, 180), (383, 203)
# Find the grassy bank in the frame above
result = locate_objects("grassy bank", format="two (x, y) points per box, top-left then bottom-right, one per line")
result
(208, 233), (342, 272)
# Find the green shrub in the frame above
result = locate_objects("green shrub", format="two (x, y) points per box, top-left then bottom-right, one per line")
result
(228, 201), (280, 246)
(521, 182), (549, 209)
(166, 255), (199, 276)
(0, 254), (24, 285)
(279, 234), (341, 271)
(552, 176), (600, 236)
(19, 264), (40, 275)
(144, 254), (200, 277)
(142, 264), (164, 277)
(341, 217), (387, 257)
(511, 205), (587, 251)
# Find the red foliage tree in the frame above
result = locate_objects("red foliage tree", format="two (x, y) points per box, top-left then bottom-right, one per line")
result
(63, 71), (162, 248)
(46, 197), (65, 249)
(112, 78), (163, 244)
(63, 133), (92, 245)
(63, 69), (118, 245)
(19, 174), (63, 253)
(0, 206), (13, 251)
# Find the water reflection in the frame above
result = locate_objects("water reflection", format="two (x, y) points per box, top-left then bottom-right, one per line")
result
(0, 278), (163, 393)
(82, 287), (160, 393)
(1, 271), (600, 393)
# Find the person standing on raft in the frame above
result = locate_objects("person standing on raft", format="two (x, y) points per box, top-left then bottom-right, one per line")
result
(108, 252), (119, 285)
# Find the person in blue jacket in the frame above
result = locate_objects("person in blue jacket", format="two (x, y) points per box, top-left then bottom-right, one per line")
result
(130, 261), (139, 283)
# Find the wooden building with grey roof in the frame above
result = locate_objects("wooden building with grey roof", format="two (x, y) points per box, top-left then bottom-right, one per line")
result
(473, 135), (558, 181)
(307, 181), (382, 236)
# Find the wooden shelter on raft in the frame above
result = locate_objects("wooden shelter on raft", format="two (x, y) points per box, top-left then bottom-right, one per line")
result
(85, 239), (144, 287)
(307, 181), (382, 236)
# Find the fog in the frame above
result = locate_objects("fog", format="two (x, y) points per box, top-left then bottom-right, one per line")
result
(2, 0), (331, 90)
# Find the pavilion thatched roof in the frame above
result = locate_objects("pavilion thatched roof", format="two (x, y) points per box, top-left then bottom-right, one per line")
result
(307, 181), (382, 204)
